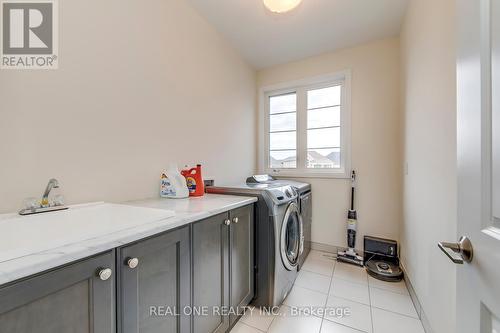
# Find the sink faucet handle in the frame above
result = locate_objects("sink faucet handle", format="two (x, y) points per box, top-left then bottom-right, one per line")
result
(22, 197), (40, 211)
(52, 194), (65, 207)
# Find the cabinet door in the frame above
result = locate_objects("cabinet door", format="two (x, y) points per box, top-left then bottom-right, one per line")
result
(0, 251), (115, 333)
(229, 205), (255, 326)
(192, 212), (230, 333)
(118, 226), (190, 333)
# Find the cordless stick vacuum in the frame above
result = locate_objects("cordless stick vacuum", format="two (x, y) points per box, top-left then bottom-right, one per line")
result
(337, 170), (364, 266)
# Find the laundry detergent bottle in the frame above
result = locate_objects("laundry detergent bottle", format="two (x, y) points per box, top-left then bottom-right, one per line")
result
(160, 164), (189, 199)
(181, 164), (205, 197)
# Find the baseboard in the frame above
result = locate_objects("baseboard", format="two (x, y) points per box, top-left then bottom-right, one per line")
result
(310, 241), (363, 257)
(400, 263), (434, 333)
(310, 241), (339, 254)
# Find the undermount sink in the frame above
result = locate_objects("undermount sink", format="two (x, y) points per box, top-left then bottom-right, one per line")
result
(0, 202), (175, 263)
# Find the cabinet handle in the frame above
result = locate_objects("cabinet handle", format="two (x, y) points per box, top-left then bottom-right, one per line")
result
(233, 217), (239, 224)
(224, 219), (231, 226)
(97, 268), (113, 281)
(126, 257), (139, 269)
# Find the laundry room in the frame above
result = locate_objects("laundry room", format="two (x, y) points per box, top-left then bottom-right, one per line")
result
(0, 0), (498, 333)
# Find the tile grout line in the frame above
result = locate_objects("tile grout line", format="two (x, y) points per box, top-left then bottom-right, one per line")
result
(300, 267), (334, 277)
(368, 275), (375, 333)
(370, 305), (420, 320)
(265, 304), (278, 333)
(295, 264), (336, 292)
(368, 277), (421, 320)
(319, 260), (336, 333)
(367, 276), (424, 332)
(329, 266), (372, 306)
(240, 305), (276, 333)
(329, 294), (370, 307)
(368, 284), (409, 296)
(321, 316), (368, 333)
(327, 261), (374, 333)
(332, 274), (369, 286)
(332, 261), (375, 333)
(293, 280), (331, 295)
(367, 277), (411, 295)
(239, 321), (267, 333)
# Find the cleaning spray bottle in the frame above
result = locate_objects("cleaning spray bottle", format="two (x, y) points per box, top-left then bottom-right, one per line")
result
(160, 164), (189, 199)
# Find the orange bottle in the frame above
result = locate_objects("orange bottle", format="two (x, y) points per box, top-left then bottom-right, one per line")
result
(181, 164), (205, 197)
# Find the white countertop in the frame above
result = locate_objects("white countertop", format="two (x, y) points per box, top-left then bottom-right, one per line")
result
(0, 194), (256, 286)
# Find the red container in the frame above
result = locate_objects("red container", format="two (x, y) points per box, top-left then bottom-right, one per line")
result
(181, 164), (205, 197)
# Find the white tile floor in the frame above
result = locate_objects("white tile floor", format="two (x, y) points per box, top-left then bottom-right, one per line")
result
(231, 250), (425, 333)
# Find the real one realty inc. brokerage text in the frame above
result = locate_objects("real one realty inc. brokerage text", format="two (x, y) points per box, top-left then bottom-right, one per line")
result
(149, 306), (352, 318)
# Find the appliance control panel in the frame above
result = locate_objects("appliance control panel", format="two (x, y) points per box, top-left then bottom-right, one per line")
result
(266, 186), (297, 204)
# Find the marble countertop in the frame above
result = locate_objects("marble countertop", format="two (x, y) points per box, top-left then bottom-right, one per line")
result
(0, 194), (256, 286)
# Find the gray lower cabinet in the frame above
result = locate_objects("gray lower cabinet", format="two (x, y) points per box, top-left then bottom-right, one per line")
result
(229, 205), (254, 327)
(192, 204), (254, 333)
(0, 204), (253, 333)
(118, 226), (190, 333)
(192, 212), (230, 333)
(0, 251), (115, 333)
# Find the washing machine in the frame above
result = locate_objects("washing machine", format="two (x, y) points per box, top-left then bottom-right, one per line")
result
(271, 187), (303, 305)
(207, 182), (303, 307)
(246, 175), (312, 268)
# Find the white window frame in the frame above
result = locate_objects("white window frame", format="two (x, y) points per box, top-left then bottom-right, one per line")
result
(258, 70), (352, 179)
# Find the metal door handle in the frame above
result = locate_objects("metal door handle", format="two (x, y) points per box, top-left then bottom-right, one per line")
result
(438, 236), (473, 264)
(233, 217), (239, 224)
(224, 219), (231, 226)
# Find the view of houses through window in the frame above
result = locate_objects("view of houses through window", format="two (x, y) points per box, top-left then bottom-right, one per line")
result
(269, 92), (297, 168)
(268, 83), (343, 171)
(306, 85), (341, 169)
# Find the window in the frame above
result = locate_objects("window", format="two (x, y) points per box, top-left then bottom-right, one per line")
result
(269, 93), (297, 169)
(261, 72), (351, 178)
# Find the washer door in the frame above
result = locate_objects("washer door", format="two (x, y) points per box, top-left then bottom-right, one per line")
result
(280, 202), (304, 271)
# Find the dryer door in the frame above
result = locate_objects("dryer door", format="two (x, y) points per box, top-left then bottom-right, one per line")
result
(280, 202), (304, 271)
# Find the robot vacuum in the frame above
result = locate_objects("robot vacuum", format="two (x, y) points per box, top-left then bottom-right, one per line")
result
(364, 236), (404, 282)
(365, 259), (403, 282)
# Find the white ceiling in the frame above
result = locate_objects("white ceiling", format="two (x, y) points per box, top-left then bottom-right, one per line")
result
(187, 0), (409, 69)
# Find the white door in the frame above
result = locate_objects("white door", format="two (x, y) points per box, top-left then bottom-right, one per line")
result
(449, 0), (500, 332)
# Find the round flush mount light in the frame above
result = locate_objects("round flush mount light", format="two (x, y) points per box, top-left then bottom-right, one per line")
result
(263, 0), (302, 13)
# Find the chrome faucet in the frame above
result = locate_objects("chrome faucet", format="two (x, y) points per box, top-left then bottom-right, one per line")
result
(41, 178), (59, 207)
(19, 178), (68, 215)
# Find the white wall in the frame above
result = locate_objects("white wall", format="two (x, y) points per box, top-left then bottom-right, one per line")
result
(257, 38), (402, 249)
(400, 0), (457, 332)
(0, 0), (256, 213)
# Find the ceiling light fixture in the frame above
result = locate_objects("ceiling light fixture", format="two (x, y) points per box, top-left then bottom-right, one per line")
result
(263, 0), (302, 13)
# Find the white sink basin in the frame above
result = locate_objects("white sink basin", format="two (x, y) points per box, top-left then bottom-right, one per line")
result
(0, 202), (175, 263)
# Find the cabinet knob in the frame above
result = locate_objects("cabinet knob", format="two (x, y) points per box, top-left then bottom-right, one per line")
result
(224, 219), (231, 226)
(233, 217), (239, 224)
(97, 268), (113, 281)
(126, 257), (139, 269)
